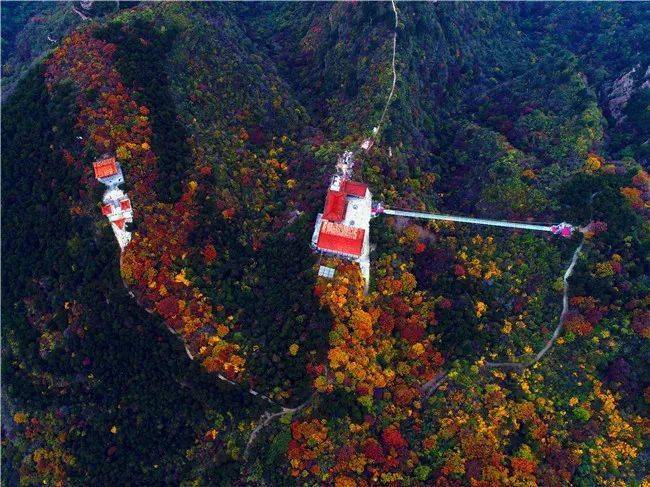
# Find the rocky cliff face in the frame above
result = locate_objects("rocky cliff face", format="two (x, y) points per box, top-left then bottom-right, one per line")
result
(606, 64), (650, 125)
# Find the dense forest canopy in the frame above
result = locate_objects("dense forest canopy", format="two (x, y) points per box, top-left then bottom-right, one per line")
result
(2, 2), (648, 485)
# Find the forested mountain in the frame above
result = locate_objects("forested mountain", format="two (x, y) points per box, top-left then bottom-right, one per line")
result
(2, 2), (648, 485)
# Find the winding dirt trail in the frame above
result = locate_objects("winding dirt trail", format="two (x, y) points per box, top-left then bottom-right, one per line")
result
(420, 370), (449, 398)
(120, 239), (285, 411)
(243, 396), (313, 460)
(486, 235), (585, 370)
(419, 227), (588, 399)
(485, 192), (597, 370)
(72, 6), (89, 21)
(372, 0), (399, 141)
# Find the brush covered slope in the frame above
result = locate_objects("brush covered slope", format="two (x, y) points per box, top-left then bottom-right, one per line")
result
(2, 2), (648, 485)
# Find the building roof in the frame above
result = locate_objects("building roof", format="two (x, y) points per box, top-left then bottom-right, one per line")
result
(318, 265), (335, 278)
(113, 218), (126, 230)
(322, 179), (369, 223)
(101, 204), (113, 216)
(341, 180), (368, 198)
(317, 221), (365, 257)
(93, 157), (118, 179)
(119, 199), (132, 211)
(323, 190), (347, 222)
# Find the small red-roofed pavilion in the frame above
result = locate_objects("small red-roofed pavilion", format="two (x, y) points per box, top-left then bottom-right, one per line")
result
(93, 157), (118, 179)
(113, 218), (126, 230)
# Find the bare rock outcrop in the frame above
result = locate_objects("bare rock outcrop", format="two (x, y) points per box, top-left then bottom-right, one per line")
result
(606, 64), (650, 125)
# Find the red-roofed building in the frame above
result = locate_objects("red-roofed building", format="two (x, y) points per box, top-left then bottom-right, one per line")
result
(312, 151), (372, 290)
(312, 175), (372, 290)
(317, 221), (365, 257)
(113, 218), (126, 230)
(93, 157), (118, 179)
(96, 156), (132, 251)
(341, 180), (368, 198)
(323, 190), (347, 222)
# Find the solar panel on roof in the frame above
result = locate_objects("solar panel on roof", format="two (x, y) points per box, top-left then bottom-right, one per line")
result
(318, 266), (335, 278)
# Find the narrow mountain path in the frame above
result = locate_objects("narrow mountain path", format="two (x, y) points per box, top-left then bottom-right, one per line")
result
(119, 257), (287, 410)
(420, 370), (449, 398)
(486, 235), (585, 370)
(372, 0), (399, 142)
(485, 192), (597, 370)
(72, 6), (89, 21)
(243, 396), (313, 460)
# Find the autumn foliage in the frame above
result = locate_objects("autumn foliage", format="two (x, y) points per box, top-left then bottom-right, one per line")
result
(26, 7), (648, 485)
(45, 29), (246, 380)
